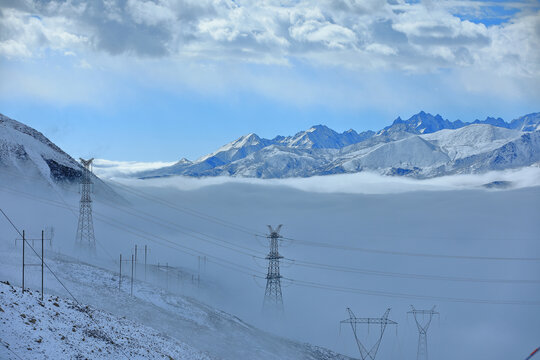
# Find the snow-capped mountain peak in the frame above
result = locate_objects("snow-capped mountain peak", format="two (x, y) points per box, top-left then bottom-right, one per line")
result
(136, 111), (539, 179)
(380, 111), (464, 135)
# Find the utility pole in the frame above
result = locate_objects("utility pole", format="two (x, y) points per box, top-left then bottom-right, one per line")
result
(119, 254), (122, 290)
(22, 230), (25, 293)
(20, 230), (45, 299)
(41, 230), (44, 301)
(340, 308), (397, 360)
(408, 306), (439, 360)
(75, 158), (96, 250)
(263, 225), (284, 313)
(198, 256), (201, 288)
(134, 244), (138, 279)
(131, 254), (134, 296)
(144, 245), (148, 280)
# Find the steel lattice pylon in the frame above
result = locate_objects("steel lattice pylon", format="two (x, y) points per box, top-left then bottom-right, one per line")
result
(75, 158), (96, 250)
(263, 224), (283, 312)
(408, 306), (439, 360)
(340, 308), (397, 360)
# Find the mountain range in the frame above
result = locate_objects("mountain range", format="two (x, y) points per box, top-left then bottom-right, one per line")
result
(137, 111), (540, 179)
(1, 111), (539, 182)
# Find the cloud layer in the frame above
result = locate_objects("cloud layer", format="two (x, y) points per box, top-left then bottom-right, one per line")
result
(107, 166), (540, 194)
(1, 0), (539, 75)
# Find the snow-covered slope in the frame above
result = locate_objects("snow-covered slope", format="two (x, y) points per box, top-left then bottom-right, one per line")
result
(450, 131), (540, 174)
(0, 281), (212, 360)
(274, 125), (374, 149)
(336, 135), (451, 174)
(0, 113), (119, 200)
(421, 124), (523, 160)
(0, 113), (83, 184)
(0, 248), (351, 360)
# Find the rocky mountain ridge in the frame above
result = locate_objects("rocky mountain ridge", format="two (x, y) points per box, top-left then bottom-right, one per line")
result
(138, 111), (540, 179)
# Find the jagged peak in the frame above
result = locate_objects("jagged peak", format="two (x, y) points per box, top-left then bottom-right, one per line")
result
(306, 124), (334, 133)
(177, 157), (192, 164)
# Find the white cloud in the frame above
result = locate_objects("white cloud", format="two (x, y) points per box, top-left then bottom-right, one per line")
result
(365, 43), (396, 55)
(0, 39), (32, 58)
(126, 0), (176, 27)
(110, 166), (540, 194)
(289, 19), (357, 49)
(0, 0), (538, 108)
(1, 0), (537, 76)
(0, 8), (88, 59)
(93, 159), (177, 178)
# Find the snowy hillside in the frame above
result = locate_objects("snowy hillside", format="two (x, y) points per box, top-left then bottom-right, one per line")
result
(0, 113), (83, 184)
(0, 113), (119, 199)
(134, 112), (539, 179)
(0, 281), (212, 360)
(0, 195), (351, 360)
(421, 124), (523, 160)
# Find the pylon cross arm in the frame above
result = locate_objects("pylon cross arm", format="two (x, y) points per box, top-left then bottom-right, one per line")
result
(341, 318), (397, 325)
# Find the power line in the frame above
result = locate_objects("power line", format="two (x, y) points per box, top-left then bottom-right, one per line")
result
(282, 258), (540, 284)
(0, 337), (24, 360)
(2, 185), (538, 287)
(0, 169), (118, 263)
(281, 277), (540, 306)
(277, 236), (540, 262)
(49, 178), (540, 263)
(109, 179), (263, 236)
(3, 169), (538, 261)
(2, 186), (539, 305)
(0, 184), (266, 261)
(0, 207), (130, 360)
(0, 185), (266, 278)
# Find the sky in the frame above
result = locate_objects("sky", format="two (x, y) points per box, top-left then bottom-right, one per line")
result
(0, 0), (539, 161)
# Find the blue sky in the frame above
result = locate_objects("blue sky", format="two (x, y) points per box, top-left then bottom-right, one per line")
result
(0, 0), (539, 161)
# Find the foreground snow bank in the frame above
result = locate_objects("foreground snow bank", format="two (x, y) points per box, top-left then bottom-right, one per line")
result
(0, 281), (212, 360)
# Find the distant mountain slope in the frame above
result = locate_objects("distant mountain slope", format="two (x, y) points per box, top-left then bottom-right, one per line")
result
(274, 125), (375, 149)
(421, 125), (523, 161)
(138, 112), (539, 179)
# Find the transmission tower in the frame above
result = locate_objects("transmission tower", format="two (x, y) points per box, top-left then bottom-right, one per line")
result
(75, 158), (96, 249)
(340, 308), (397, 360)
(408, 306), (439, 360)
(263, 224), (283, 312)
